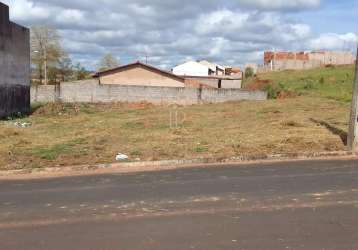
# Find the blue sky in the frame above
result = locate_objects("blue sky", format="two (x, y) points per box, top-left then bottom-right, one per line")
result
(297, 0), (358, 34)
(3, 0), (357, 70)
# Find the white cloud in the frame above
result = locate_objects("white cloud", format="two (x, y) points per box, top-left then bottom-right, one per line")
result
(308, 33), (358, 50)
(3, 0), (356, 70)
(54, 9), (85, 25)
(239, 0), (321, 10)
(291, 24), (312, 39)
(7, 0), (51, 21)
(195, 10), (249, 34)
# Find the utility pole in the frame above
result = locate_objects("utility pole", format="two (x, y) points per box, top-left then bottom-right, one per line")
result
(348, 46), (358, 151)
(44, 47), (48, 85)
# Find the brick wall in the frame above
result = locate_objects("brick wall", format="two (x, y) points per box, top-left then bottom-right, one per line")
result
(264, 52), (309, 65)
(263, 51), (355, 72)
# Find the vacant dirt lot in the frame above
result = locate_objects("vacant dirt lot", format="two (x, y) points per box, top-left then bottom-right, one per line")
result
(0, 96), (349, 170)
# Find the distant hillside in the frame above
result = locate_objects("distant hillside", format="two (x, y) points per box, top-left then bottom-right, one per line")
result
(244, 65), (355, 102)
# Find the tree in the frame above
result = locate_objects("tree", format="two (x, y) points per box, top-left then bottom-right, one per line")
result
(74, 63), (91, 80)
(97, 53), (120, 72)
(245, 67), (254, 78)
(30, 26), (65, 85)
(57, 54), (73, 82)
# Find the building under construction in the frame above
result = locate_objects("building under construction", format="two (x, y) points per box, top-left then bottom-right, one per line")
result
(260, 51), (356, 72)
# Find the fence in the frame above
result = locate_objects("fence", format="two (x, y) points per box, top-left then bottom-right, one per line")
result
(31, 80), (267, 105)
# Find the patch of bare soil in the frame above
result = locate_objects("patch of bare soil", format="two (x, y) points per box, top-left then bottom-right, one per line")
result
(245, 77), (271, 91)
(126, 101), (155, 109)
(277, 91), (297, 99)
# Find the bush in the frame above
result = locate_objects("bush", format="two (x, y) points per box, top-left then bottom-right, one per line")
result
(303, 82), (314, 90)
(319, 77), (325, 84)
(263, 84), (281, 99)
(245, 67), (254, 78)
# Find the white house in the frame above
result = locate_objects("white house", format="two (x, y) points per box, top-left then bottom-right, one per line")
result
(198, 60), (225, 76)
(172, 61), (213, 77)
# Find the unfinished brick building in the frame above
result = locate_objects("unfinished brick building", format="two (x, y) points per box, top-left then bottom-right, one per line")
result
(262, 51), (355, 72)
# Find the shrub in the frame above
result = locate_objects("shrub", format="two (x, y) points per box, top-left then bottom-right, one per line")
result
(263, 84), (282, 99)
(319, 77), (325, 84)
(245, 67), (254, 78)
(303, 82), (314, 90)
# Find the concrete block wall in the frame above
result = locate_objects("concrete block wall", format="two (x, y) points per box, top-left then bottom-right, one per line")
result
(309, 51), (356, 66)
(31, 85), (58, 103)
(0, 3), (30, 118)
(184, 76), (242, 89)
(53, 80), (199, 105)
(273, 60), (321, 71)
(202, 88), (267, 103)
(221, 79), (242, 89)
(31, 80), (267, 105)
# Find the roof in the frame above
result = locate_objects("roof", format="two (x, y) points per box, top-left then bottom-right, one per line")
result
(93, 61), (185, 82)
(230, 67), (242, 73)
(173, 60), (210, 70)
(199, 60), (225, 71)
(172, 61), (212, 77)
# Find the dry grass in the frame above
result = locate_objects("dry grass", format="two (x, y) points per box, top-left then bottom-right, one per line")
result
(0, 97), (350, 170)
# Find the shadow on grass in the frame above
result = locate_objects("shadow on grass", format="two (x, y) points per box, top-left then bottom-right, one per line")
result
(310, 118), (347, 145)
(0, 103), (45, 121)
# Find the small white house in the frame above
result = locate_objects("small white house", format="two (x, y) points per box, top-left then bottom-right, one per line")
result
(199, 60), (225, 76)
(172, 61), (212, 77)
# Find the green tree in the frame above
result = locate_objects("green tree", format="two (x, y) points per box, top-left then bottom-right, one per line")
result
(97, 53), (120, 72)
(30, 26), (66, 85)
(57, 54), (73, 82)
(74, 63), (90, 80)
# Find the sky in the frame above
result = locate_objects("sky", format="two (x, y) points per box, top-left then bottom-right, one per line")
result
(3, 0), (358, 70)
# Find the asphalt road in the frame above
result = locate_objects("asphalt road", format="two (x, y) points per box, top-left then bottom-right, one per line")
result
(1, 159), (358, 250)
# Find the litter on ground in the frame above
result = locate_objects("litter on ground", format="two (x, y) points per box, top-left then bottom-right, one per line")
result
(14, 121), (32, 128)
(116, 153), (129, 161)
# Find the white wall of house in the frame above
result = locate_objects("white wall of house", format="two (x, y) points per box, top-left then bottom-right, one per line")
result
(172, 61), (210, 76)
(199, 60), (225, 75)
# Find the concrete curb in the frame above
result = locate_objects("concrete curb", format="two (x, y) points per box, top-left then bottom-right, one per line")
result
(1, 150), (358, 178)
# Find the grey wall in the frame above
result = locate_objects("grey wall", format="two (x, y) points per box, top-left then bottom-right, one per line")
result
(31, 80), (267, 105)
(0, 3), (30, 118)
(221, 79), (242, 89)
(184, 76), (242, 89)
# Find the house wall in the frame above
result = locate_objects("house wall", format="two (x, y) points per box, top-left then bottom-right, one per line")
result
(0, 3), (30, 118)
(31, 80), (266, 105)
(99, 66), (185, 87)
